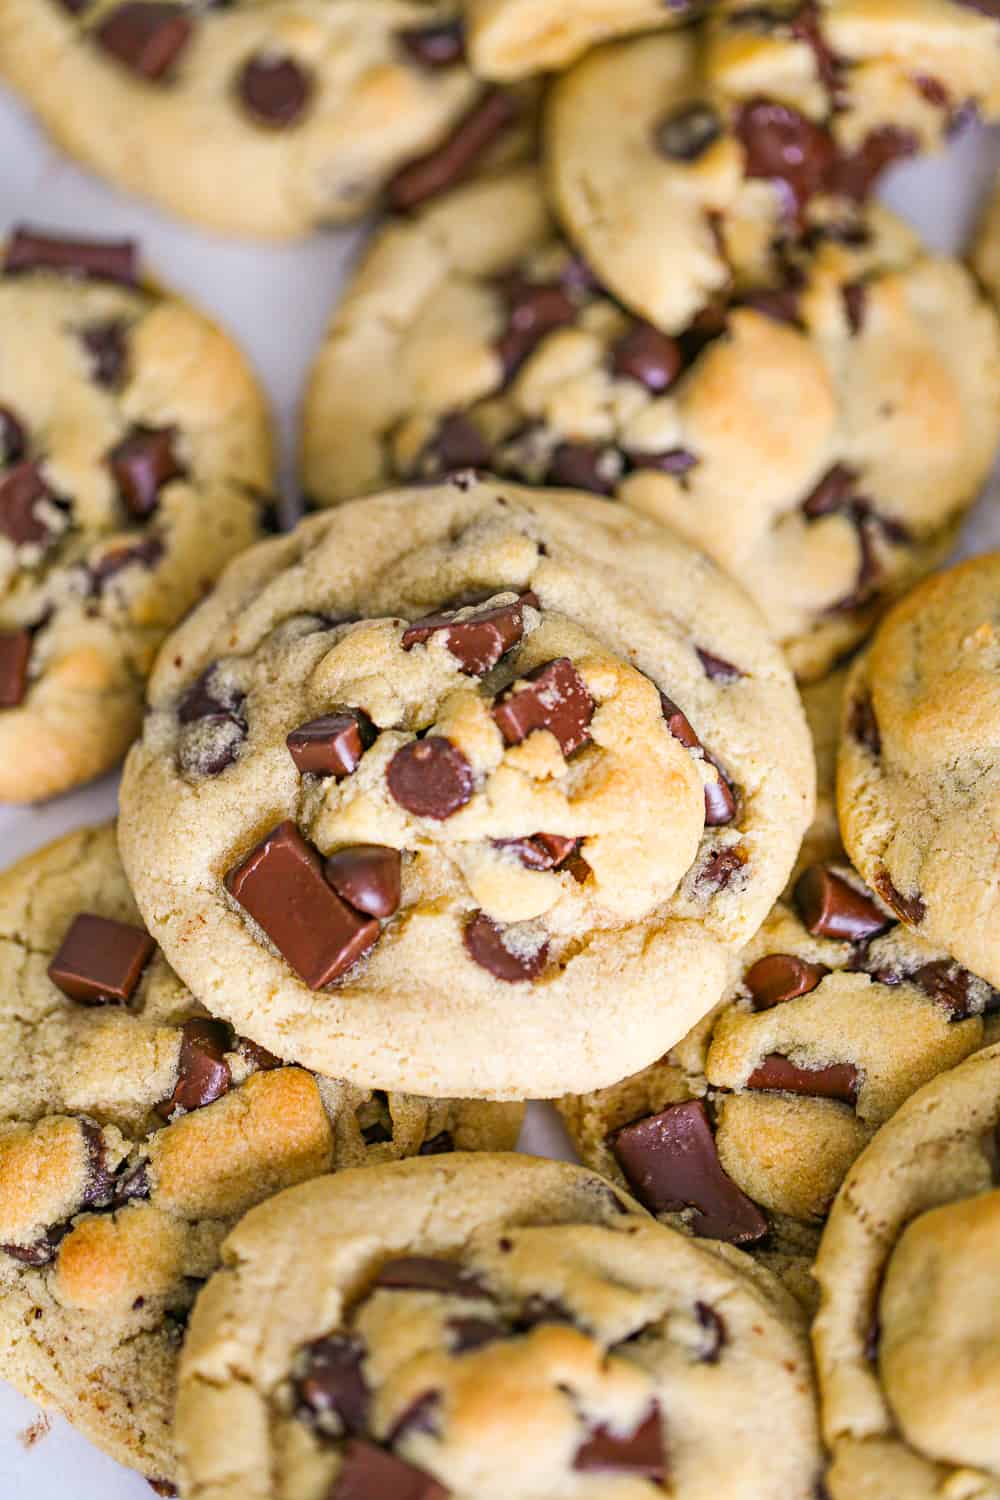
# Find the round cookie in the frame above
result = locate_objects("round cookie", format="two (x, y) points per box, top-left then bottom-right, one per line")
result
(0, 823), (521, 1485)
(0, 3), (534, 237)
(118, 477), (813, 1099)
(301, 167), (1000, 680)
(838, 554), (1000, 988)
(558, 859), (999, 1304)
(812, 1042), (1000, 1498)
(175, 1153), (824, 1500)
(463, 0), (697, 80)
(546, 14), (1000, 335)
(0, 225), (273, 803)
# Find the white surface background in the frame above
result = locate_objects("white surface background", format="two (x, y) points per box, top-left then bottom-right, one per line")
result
(0, 75), (999, 1496)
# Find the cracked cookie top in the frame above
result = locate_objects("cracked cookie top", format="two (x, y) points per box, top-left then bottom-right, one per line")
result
(175, 1153), (822, 1500)
(118, 478), (812, 1099)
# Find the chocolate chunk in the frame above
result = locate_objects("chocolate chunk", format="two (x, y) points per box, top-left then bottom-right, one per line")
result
(402, 594), (531, 675)
(496, 280), (578, 380)
(463, 911), (549, 983)
(741, 285), (802, 325)
(654, 102), (722, 161)
(421, 413), (492, 475)
(90, 536), (165, 593)
(448, 1316), (504, 1352)
(387, 87), (518, 211)
(47, 913), (155, 1006)
(226, 821), (380, 989)
(695, 1301), (726, 1363)
(611, 1099), (768, 1244)
(147, 1484), (177, 1498)
(178, 664), (243, 724)
(801, 463), (859, 518)
(0, 406), (27, 464)
(842, 280), (867, 336)
(158, 1018), (232, 1118)
(547, 441), (620, 496)
(746, 1052), (860, 1105)
(387, 737), (474, 819)
(108, 425), (183, 518)
(516, 1294), (573, 1328)
(745, 953), (829, 1010)
(611, 323), (683, 392)
(574, 1406), (666, 1480)
(658, 692), (737, 826)
(113, 1159), (151, 1206)
(696, 648), (744, 682)
(2, 1230), (64, 1267)
(287, 709), (375, 779)
(492, 656), (594, 757)
(0, 461), (52, 546)
(873, 870), (926, 926)
(658, 693), (699, 749)
(418, 1130), (454, 1156)
(385, 1390), (443, 1446)
(794, 866), (890, 942)
(492, 833), (578, 871)
(374, 1256), (486, 1298)
(235, 1035), (283, 1071)
(699, 847), (745, 891)
(324, 845), (401, 919)
(81, 320), (128, 388)
(238, 54), (312, 127)
(911, 960), (980, 1020)
(564, 848), (591, 884)
(734, 98), (837, 216)
(95, 3), (193, 81)
(831, 126), (918, 201)
(400, 18), (465, 67)
(329, 1439), (447, 1500)
(77, 1120), (115, 1209)
(849, 692), (880, 755)
(0, 630), (31, 709)
(628, 446), (699, 476)
(295, 1335), (369, 1435)
(4, 227), (139, 287)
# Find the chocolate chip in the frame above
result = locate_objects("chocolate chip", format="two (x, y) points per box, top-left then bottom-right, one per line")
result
(108, 425), (183, 518)
(910, 960), (979, 1020)
(658, 692), (738, 826)
(493, 657), (594, 757)
(295, 1335), (369, 1435)
(547, 441), (620, 496)
(0, 406), (27, 464)
(234, 1035), (283, 1071)
(492, 833), (578, 871)
(418, 1130), (454, 1156)
(873, 870), (926, 926)
(226, 821), (380, 989)
(746, 1052), (860, 1104)
(654, 101), (722, 161)
(611, 323), (683, 392)
(496, 280), (578, 380)
(420, 413), (492, 476)
(77, 1120), (115, 1209)
(237, 54), (312, 127)
(400, 17), (465, 66)
(734, 98), (837, 216)
(0, 630), (32, 709)
(89, 536), (165, 593)
(831, 126), (918, 201)
(2, 1229), (65, 1267)
(324, 845), (401, 919)
(448, 1316), (504, 1352)
(178, 664), (243, 724)
(95, 3), (193, 81)
(801, 464), (859, 518)
(287, 709), (375, 779)
(628, 446), (699, 476)
(387, 87), (518, 211)
(47, 913), (155, 1006)
(794, 866), (890, 942)
(611, 1099), (767, 1244)
(113, 1160), (150, 1206)
(849, 692), (880, 755)
(463, 912), (548, 983)
(81, 320), (128, 388)
(402, 594), (531, 675)
(387, 737), (474, 820)
(147, 1483), (177, 1498)
(842, 280), (867, 335)
(374, 1256), (487, 1298)
(574, 1405), (666, 1480)
(4, 227), (139, 287)
(695, 1301), (726, 1363)
(696, 648), (744, 682)
(386, 1391), (444, 1447)
(158, 1018), (231, 1118)
(329, 1439), (447, 1500)
(699, 847), (745, 891)
(745, 953), (829, 1010)
(0, 461), (53, 546)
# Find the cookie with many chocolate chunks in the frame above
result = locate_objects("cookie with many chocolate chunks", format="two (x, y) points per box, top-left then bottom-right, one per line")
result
(0, 824), (521, 1484)
(0, 225), (273, 802)
(119, 477), (813, 1099)
(175, 1154), (823, 1500)
(302, 168), (1000, 681)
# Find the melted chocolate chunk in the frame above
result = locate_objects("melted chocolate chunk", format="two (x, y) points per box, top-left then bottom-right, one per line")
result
(374, 1256), (487, 1298)
(831, 126), (919, 201)
(734, 98), (837, 216)
(547, 441), (620, 496)
(746, 1052), (860, 1104)
(420, 413), (492, 475)
(492, 832), (578, 871)
(0, 406), (27, 464)
(492, 656), (594, 757)
(296, 1335), (369, 1435)
(158, 1018), (232, 1118)
(387, 736), (474, 820)
(849, 692), (881, 755)
(801, 463), (859, 518)
(628, 445), (699, 476)
(0, 461), (53, 546)
(4, 227), (139, 286)
(496, 280), (578, 380)
(794, 866), (890, 941)
(463, 911), (549, 982)
(287, 709), (375, 779)
(108, 425), (183, 518)
(0, 630), (31, 709)
(89, 536), (165, 593)
(113, 1159), (151, 1206)
(654, 102), (722, 161)
(402, 593), (533, 675)
(400, 17), (465, 66)
(841, 280), (867, 336)
(574, 1406), (666, 1480)
(611, 323), (683, 392)
(2, 1229), (65, 1267)
(95, 3), (194, 80)
(745, 953), (829, 1010)
(178, 664), (243, 724)
(873, 870), (926, 926)
(418, 1130), (455, 1156)
(910, 960), (981, 1020)
(48, 913), (155, 1006)
(328, 1439), (447, 1500)
(238, 54), (312, 127)
(696, 648), (745, 682)
(387, 88), (518, 211)
(695, 1301), (726, 1363)
(81, 319), (129, 388)
(324, 845), (401, 919)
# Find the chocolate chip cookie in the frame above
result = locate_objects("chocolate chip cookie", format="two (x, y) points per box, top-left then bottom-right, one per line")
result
(0, 822), (520, 1484)
(0, 3), (534, 237)
(118, 477), (813, 1099)
(558, 860), (998, 1304)
(175, 1153), (823, 1500)
(838, 554), (1000, 988)
(301, 167), (1000, 680)
(547, 13), (1000, 334)
(0, 226), (273, 802)
(813, 1042), (1000, 1498)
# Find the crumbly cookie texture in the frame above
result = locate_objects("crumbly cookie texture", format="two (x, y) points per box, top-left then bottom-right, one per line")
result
(0, 824), (521, 1484)
(558, 859), (998, 1306)
(547, 12), (1000, 335)
(176, 1153), (823, 1500)
(839, 554), (1000, 988)
(813, 1042), (1000, 1499)
(302, 167), (1000, 681)
(0, 2), (536, 238)
(119, 479), (812, 1100)
(463, 0), (690, 79)
(0, 226), (273, 802)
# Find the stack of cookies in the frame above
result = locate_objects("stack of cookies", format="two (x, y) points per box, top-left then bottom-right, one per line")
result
(0, 3), (999, 1497)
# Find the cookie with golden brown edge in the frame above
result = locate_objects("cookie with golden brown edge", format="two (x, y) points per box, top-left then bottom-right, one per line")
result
(0, 823), (520, 1486)
(0, 225), (273, 802)
(175, 1154), (823, 1500)
(119, 478), (812, 1099)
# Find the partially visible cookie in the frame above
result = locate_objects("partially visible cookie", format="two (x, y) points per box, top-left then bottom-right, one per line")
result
(119, 478), (813, 1099)
(0, 823), (521, 1485)
(176, 1153), (823, 1500)
(813, 1042), (1000, 1498)
(839, 554), (1000, 988)
(0, 225), (273, 802)
(301, 167), (1000, 680)
(463, 0), (694, 80)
